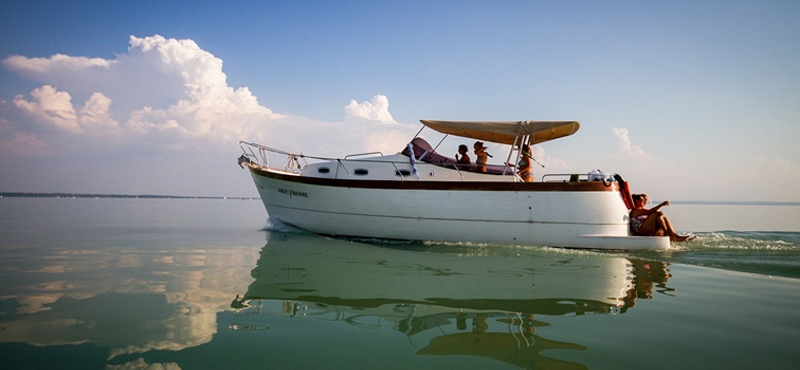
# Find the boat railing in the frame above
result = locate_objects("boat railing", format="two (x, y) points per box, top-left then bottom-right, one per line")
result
(239, 141), (304, 173)
(333, 159), (352, 179)
(334, 159), (424, 180)
(344, 151), (383, 159)
(541, 173), (615, 184)
(239, 141), (508, 182)
(239, 141), (425, 179)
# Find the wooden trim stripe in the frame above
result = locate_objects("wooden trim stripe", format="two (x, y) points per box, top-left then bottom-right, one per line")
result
(249, 166), (620, 192)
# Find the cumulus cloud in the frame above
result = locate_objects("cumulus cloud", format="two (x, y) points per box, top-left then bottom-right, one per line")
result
(80, 92), (118, 129)
(531, 145), (570, 171)
(612, 127), (647, 158)
(12, 86), (118, 133)
(345, 95), (395, 123)
(0, 34), (420, 194)
(2, 35), (283, 152)
(13, 85), (82, 132)
(3, 53), (116, 77)
(1, 35), (415, 157)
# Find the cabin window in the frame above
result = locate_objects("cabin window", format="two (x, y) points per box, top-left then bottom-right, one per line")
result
(353, 169), (369, 176)
(395, 169), (412, 177)
(317, 167), (330, 174)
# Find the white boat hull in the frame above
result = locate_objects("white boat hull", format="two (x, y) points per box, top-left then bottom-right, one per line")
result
(248, 167), (670, 250)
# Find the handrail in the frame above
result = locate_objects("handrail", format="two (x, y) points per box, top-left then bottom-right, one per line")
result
(241, 141), (389, 165)
(541, 173), (616, 183)
(541, 173), (584, 182)
(240, 140), (523, 182)
(240, 141), (410, 168)
(335, 159), (349, 179)
(345, 151), (383, 159)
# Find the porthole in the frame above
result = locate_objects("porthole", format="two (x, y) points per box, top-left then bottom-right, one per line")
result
(317, 167), (330, 174)
(395, 169), (412, 177)
(353, 169), (369, 176)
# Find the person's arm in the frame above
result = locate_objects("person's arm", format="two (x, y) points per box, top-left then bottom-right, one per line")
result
(648, 200), (670, 214)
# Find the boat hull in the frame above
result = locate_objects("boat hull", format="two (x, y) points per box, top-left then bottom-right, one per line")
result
(247, 166), (670, 250)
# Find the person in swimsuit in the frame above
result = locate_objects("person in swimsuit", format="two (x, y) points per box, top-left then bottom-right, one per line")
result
(630, 194), (695, 242)
(517, 144), (534, 182)
(630, 213), (648, 233)
(455, 144), (471, 170)
(473, 141), (492, 173)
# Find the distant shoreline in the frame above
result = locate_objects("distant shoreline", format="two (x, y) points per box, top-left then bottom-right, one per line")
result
(0, 192), (259, 200)
(2, 192), (798, 206)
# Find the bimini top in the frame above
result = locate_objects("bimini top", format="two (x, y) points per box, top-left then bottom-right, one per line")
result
(420, 120), (580, 145)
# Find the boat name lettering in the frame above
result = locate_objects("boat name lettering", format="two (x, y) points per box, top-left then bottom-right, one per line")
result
(278, 188), (309, 198)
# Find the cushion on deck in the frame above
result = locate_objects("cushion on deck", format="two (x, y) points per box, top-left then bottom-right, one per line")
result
(402, 138), (510, 175)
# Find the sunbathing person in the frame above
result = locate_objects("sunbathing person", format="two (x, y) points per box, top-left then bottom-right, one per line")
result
(630, 194), (695, 242)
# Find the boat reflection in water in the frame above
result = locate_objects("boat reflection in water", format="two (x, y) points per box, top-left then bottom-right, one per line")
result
(238, 232), (671, 369)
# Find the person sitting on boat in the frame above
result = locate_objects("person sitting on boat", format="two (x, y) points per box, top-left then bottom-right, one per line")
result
(630, 194), (695, 242)
(516, 145), (534, 182)
(456, 144), (471, 169)
(473, 141), (492, 173)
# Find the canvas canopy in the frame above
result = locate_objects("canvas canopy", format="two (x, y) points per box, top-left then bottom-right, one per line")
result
(420, 120), (580, 145)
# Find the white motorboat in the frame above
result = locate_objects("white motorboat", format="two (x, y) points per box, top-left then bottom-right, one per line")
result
(238, 119), (669, 250)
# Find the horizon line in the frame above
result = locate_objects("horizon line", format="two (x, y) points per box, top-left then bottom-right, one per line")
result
(0, 192), (259, 200)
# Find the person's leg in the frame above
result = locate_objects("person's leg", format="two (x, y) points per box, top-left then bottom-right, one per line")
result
(635, 212), (662, 236)
(654, 214), (675, 240)
(657, 215), (692, 242)
(635, 212), (694, 241)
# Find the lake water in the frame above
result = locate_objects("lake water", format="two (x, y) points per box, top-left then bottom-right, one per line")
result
(0, 197), (798, 369)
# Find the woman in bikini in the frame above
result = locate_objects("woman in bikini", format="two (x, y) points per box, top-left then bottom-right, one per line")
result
(473, 141), (491, 173)
(516, 144), (534, 182)
(630, 194), (695, 242)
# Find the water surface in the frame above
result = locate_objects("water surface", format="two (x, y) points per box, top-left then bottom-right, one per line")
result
(0, 198), (797, 369)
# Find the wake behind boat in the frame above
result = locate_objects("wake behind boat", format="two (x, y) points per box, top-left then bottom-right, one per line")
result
(237, 119), (670, 250)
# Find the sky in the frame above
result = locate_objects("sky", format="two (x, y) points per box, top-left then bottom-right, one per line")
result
(1, 1), (798, 201)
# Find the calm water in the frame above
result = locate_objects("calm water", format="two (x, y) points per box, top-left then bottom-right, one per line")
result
(0, 197), (798, 369)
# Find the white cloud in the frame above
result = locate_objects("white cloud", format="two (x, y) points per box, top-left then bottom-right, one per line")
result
(3, 35), (285, 151)
(13, 85), (82, 132)
(0, 34), (421, 195)
(12, 86), (120, 134)
(531, 145), (570, 171)
(612, 127), (648, 158)
(79, 92), (118, 129)
(345, 95), (395, 123)
(120, 35), (283, 144)
(2, 36), (412, 156)
(3, 53), (116, 76)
